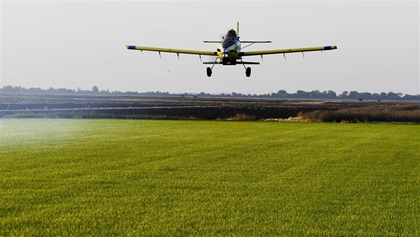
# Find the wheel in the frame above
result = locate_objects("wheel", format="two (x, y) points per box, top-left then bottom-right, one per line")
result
(206, 67), (212, 77)
(246, 67), (251, 77)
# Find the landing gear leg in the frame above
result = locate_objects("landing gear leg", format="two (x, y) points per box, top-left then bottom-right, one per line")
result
(206, 57), (219, 77)
(246, 67), (251, 77)
(240, 59), (252, 77)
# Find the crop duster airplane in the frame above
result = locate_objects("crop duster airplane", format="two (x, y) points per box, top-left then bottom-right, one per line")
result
(126, 23), (337, 77)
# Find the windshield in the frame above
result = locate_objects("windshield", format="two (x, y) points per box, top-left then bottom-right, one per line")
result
(225, 30), (237, 39)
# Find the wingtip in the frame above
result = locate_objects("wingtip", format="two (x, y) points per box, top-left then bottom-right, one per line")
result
(324, 46), (338, 50)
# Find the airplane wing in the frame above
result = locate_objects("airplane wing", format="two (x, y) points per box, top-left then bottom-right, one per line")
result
(203, 41), (271, 43)
(126, 45), (217, 56)
(241, 45), (337, 56)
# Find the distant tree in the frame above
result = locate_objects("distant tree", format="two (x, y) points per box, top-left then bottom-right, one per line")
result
(296, 90), (308, 98)
(339, 91), (348, 98)
(326, 90), (337, 99)
(92, 86), (99, 93)
(387, 92), (402, 100)
(359, 92), (372, 100)
(275, 90), (287, 97)
(380, 92), (387, 99)
(348, 91), (359, 99)
(309, 90), (321, 98)
(1, 85), (418, 101)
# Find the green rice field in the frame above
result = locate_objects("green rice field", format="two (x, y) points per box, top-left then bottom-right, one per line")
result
(1, 119), (419, 236)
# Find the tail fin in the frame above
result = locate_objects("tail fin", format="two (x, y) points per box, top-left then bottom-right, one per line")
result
(236, 22), (240, 37)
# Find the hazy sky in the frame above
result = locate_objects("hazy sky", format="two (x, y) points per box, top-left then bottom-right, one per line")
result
(1, 0), (419, 94)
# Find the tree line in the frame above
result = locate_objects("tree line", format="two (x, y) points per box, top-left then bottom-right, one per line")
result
(1, 85), (419, 101)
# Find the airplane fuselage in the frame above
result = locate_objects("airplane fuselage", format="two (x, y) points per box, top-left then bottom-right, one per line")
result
(217, 30), (241, 65)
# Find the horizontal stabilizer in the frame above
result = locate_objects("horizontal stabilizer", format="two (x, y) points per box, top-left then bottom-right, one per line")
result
(203, 41), (221, 43)
(204, 40), (271, 44)
(203, 62), (221, 64)
(241, 41), (272, 43)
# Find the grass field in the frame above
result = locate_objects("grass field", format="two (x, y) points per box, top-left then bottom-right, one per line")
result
(1, 119), (419, 236)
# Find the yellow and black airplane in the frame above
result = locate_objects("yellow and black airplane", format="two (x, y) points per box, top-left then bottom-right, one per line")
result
(126, 22), (337, 77)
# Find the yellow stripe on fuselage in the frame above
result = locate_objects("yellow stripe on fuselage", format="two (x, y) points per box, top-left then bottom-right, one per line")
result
(217, 44), (223, 58)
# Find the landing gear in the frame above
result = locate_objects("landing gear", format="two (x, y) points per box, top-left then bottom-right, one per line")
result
(206, 67), (212, 77)
(206, 58), (219, 77)
(205, 58), (254, 77)
(245, 67), (251, 77)
(239, 59), (252, 77)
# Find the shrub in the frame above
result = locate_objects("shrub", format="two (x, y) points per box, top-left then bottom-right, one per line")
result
(302, 106), (420, 123)
(229, 113), (256, 121)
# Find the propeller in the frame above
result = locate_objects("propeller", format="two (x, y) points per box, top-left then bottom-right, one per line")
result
(219, 32), (226, 41)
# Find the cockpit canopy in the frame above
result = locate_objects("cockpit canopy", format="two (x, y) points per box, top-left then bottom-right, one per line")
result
(225, 29), (237, 39)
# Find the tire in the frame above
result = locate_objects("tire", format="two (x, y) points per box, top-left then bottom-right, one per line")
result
(246, 67), (251, 77)
(207, 67), (212, 77)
